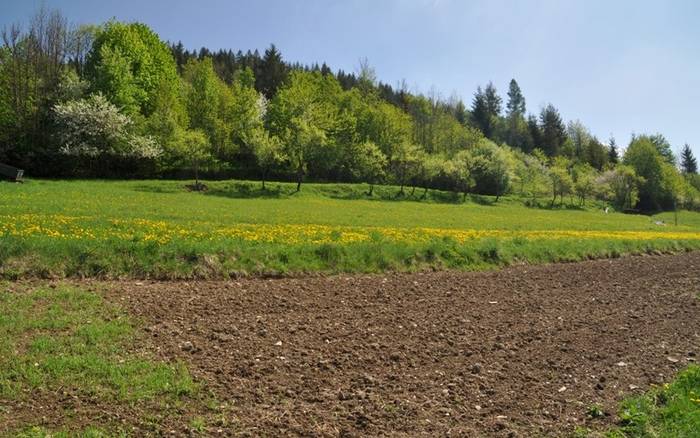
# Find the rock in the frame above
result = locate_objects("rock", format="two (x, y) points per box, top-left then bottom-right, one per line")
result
(557, 386), (567, 393)
(274, 341), (283, 346)
(181, 341), (194, 352)
(667, 356), (679, 363)
(471, 363), (482, 374)
(616, 361), (627, 367)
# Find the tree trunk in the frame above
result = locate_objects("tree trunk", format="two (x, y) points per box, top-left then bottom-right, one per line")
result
(296, 166), (303, 192)
(194, 160), (199, 190)
(368, 183), (374, 196)
(422, 186), (428, 200)
(410, 185), (416, 196)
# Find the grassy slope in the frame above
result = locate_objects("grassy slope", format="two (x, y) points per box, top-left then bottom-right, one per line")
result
(0, 283), (198, 436)
(1, 179), (700, 278)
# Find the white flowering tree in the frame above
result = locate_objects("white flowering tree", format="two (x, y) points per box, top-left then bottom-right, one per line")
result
(53, 94), (161, 158)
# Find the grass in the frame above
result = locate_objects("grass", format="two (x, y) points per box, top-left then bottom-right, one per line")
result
(1, 178), (700, 278)
(0, 282), (196, 436)
(575, 366), (700, 437)
(607, 365), (700, 437)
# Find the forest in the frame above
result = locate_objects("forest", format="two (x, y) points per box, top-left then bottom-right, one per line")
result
(1, 6), (699, 212)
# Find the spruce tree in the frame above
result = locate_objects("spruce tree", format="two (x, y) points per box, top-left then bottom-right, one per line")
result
(539, 104), (566, 156)
(484, 82), (502, 117)
(681, 144), (698, 174)
(608, 135), (619, 164)
(506, 79), (526, 117)
(257, 44), (288, 98)
(471, 86), (490, 137)
(471, 82), (501, 139)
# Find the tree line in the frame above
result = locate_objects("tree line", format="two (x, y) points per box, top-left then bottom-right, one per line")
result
(1, 7), (698, 211)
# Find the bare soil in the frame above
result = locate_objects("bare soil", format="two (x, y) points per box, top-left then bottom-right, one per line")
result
(3, 252), (700, 436)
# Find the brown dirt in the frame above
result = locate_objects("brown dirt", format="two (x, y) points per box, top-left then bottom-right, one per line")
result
(3, 252), (699, 436)
(113, 252), (700, 437)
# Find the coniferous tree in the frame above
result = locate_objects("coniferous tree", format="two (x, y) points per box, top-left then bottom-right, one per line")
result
(539, 104), (566, 157)
(608, 135), (619, 164)
(681, 143), (697, 174)
(505, 79), (528, 150)
(527, 114), (542, 148)
(484, 82), (502, 117)
(257, 44), (287, 98)
(506, 79), (526, 117)
(471, 86), (489, 136)
(471, 82), (500, 139)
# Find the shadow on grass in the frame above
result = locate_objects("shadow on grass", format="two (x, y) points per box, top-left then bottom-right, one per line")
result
(131, 184), (182, 194)
(523, 199), (588, 211)
(132, 179), (508, 207)
(204, 182), (287, 199)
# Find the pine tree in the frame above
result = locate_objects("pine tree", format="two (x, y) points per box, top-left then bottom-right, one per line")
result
(539, 104), (566, 157)
(681, 143), (698, 174)
(484, 82), (502, 117)
(608, 135), (619, 164)
(257, 44), (288, 98)
(506, 79), (526, 117)
(471, 83), (501, 139)
(471, 87), (490, 137)
(505, 79), (527, 150)
(527, 114), (542, 149)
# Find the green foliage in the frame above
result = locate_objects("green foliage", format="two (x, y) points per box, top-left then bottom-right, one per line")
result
(469, 140), (512, 199)
(182, 57), (235, 156)
(598, 164), (643, 210)
(268, 70), (342, 189)
(86, 21), (180, 118)
(549, 156), (574, 206)
(512, 148), (549, 202)
(572, 163), (598, 206)
(347, 140), (387, 195)
(168, 128), (211, 185)
(390, 141), (422, 193)
(250, 128), (285, 188)
(624, 137), (673, 210)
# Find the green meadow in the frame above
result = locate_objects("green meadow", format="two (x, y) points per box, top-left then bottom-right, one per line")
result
(1, 179), (699, 279)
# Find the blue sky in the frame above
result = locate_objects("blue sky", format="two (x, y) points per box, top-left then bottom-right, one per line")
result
(2, 0), (699, 157)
